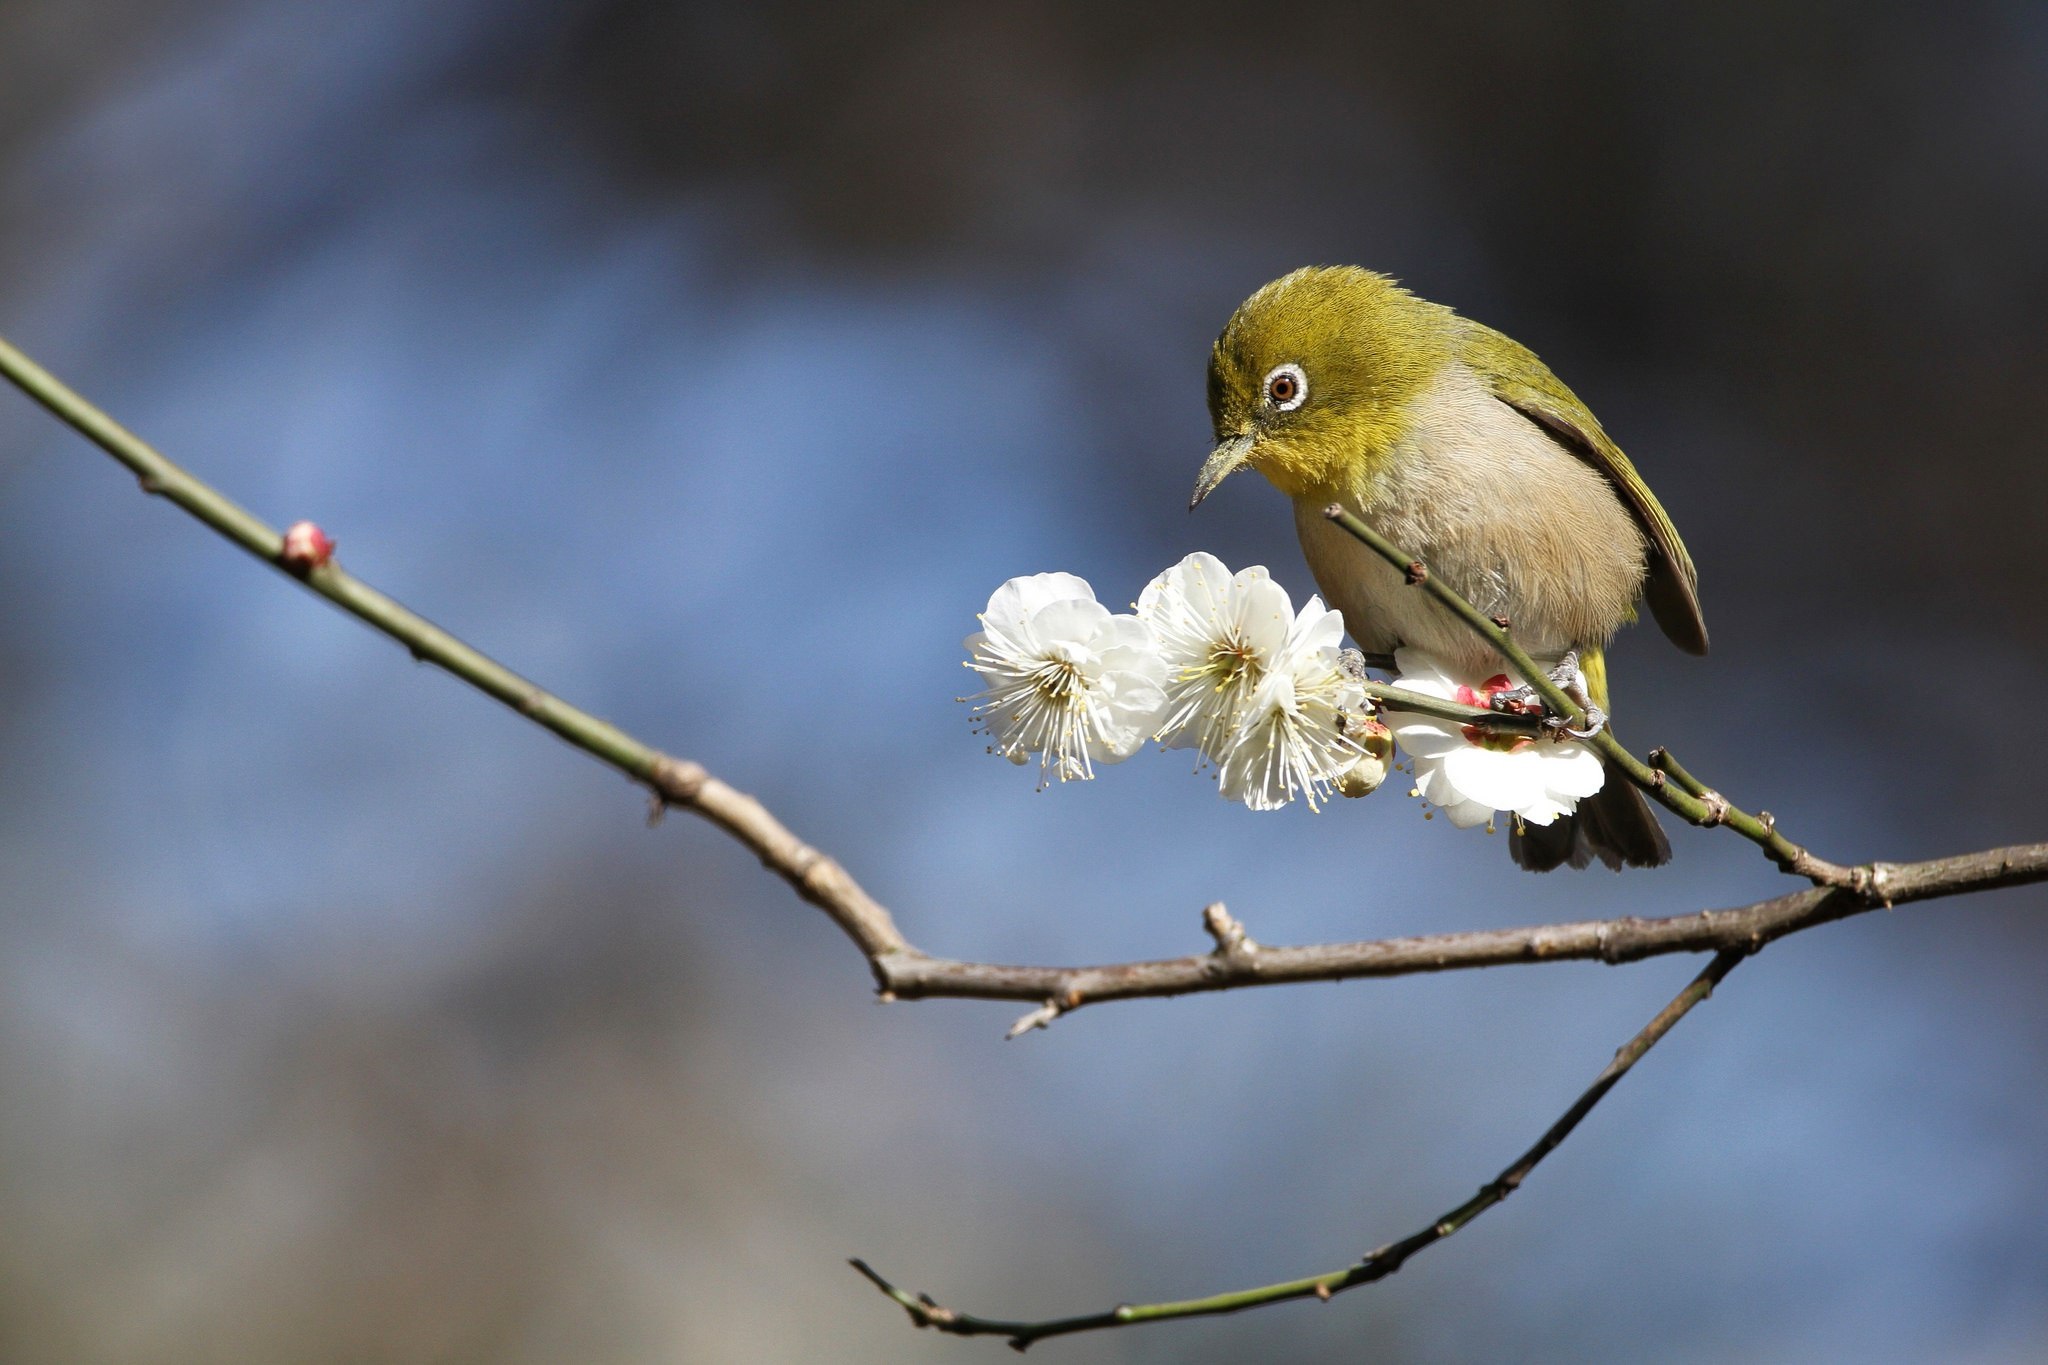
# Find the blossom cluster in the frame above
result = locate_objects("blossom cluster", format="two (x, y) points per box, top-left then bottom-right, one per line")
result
(962, 554), (1373, 809)
(962, 553), (1604, 828)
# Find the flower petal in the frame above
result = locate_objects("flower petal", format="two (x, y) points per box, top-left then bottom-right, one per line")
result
(1386, 714), (1465, 757)
(1539, 744), (1607, 800)
(1230, 575), (1296, 656)
(1138, 553), (1228, 623)
(1442, 797), (1496, 828)
(985, 571), (1097, 632)
(1287, 595), (1347, 655)
(1391, 647), (1457, 689)
(1439, 745), (1543, 812)
(1092, 613), (1162, 660)
(1025, 595), (1114, 650)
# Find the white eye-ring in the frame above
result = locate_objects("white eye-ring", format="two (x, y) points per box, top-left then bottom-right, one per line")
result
(1263, 362), (1308, 411)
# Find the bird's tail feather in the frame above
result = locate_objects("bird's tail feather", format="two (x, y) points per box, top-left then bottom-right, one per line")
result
(1509, 766), (1670, 871)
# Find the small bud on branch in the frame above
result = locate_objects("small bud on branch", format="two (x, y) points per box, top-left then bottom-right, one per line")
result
(278, 520), (335, 572)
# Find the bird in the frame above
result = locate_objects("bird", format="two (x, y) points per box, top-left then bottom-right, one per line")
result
(1188, 266), (1706, 871)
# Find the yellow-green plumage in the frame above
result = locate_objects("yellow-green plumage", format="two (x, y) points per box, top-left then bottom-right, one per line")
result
(1195, 266), (1706, 871)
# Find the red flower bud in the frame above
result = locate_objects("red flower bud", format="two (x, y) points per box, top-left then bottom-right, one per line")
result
(280, 520), (335, 571)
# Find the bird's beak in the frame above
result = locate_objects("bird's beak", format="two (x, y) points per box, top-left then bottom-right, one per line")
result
(1189, 432), (1256, 511)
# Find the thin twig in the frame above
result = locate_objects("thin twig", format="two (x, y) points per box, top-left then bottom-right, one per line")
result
(1357, 679), (1546, 730)
(854, 948), (1749, 1349)
(0, 334), (918, 966)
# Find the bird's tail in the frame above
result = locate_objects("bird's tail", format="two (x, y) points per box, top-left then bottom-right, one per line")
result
(1508, 648), (1671, 872)
(1511, 769), (1671, 871)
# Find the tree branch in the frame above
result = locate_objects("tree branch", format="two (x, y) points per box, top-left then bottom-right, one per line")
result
(5, 333), (2043, 1029)
(883, 842), (2048, 1027)
(854, 947), (1750, 1350)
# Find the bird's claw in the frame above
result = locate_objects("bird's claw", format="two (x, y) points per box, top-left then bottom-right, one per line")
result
(1487, 683), (1545, 716)
(1549, 704), (1607, 740)
(1491, 651), (1605, 739)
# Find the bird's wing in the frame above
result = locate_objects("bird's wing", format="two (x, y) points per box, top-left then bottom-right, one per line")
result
(1457, 319), (1709, 655)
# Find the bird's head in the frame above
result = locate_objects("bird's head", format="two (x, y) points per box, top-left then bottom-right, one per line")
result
(1192, 266), (1452, 508)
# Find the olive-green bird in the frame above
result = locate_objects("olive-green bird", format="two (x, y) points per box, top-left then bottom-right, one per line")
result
(1190, 266), (1707, 871)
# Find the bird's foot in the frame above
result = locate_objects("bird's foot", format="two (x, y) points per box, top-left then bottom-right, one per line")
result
(1489, 651), (1607, 739)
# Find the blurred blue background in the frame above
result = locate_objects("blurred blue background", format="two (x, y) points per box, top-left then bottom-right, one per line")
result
(2, 3), (2046, 1360)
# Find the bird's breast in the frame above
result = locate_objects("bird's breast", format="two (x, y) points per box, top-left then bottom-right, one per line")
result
(1293, 363), (1647, 677)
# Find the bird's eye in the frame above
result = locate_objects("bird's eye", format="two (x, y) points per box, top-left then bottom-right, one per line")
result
(1263, 363), (1307, 412)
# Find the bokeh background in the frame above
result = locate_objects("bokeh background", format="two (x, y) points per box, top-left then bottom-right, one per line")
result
(1, 3), (2045, 1361)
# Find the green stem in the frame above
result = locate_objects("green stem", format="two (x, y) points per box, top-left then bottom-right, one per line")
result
(1645, 747), (1712, 800)
(855, 948), (1748, 1349)
(1323, 508), (1582, 720)
(1321, 506), (1848, 883)
(1358, 680), (1544, 732)
(0, 333), (668, 787)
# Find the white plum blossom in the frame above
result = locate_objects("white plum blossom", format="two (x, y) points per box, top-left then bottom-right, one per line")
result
(964, 572), (1167, 785)
(1381, 648), (1606, 829)
(965, 555), (1381, 812)
(1135, 552), (1297, 763)
(1210, 579), (1366, 811)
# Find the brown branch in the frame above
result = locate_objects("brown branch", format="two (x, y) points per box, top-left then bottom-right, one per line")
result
(884, 843), (2048, 1030)
(646, 757), (911, 970)
(856, 948), (1749, 1349)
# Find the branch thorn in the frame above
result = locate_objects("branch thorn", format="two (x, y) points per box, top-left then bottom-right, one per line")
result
(1006, 999), (1066, 1039)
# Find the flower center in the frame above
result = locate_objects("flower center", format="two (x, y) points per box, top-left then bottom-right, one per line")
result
(1030, 655), (1085, 710)
(1200, 639), (1259, 693)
